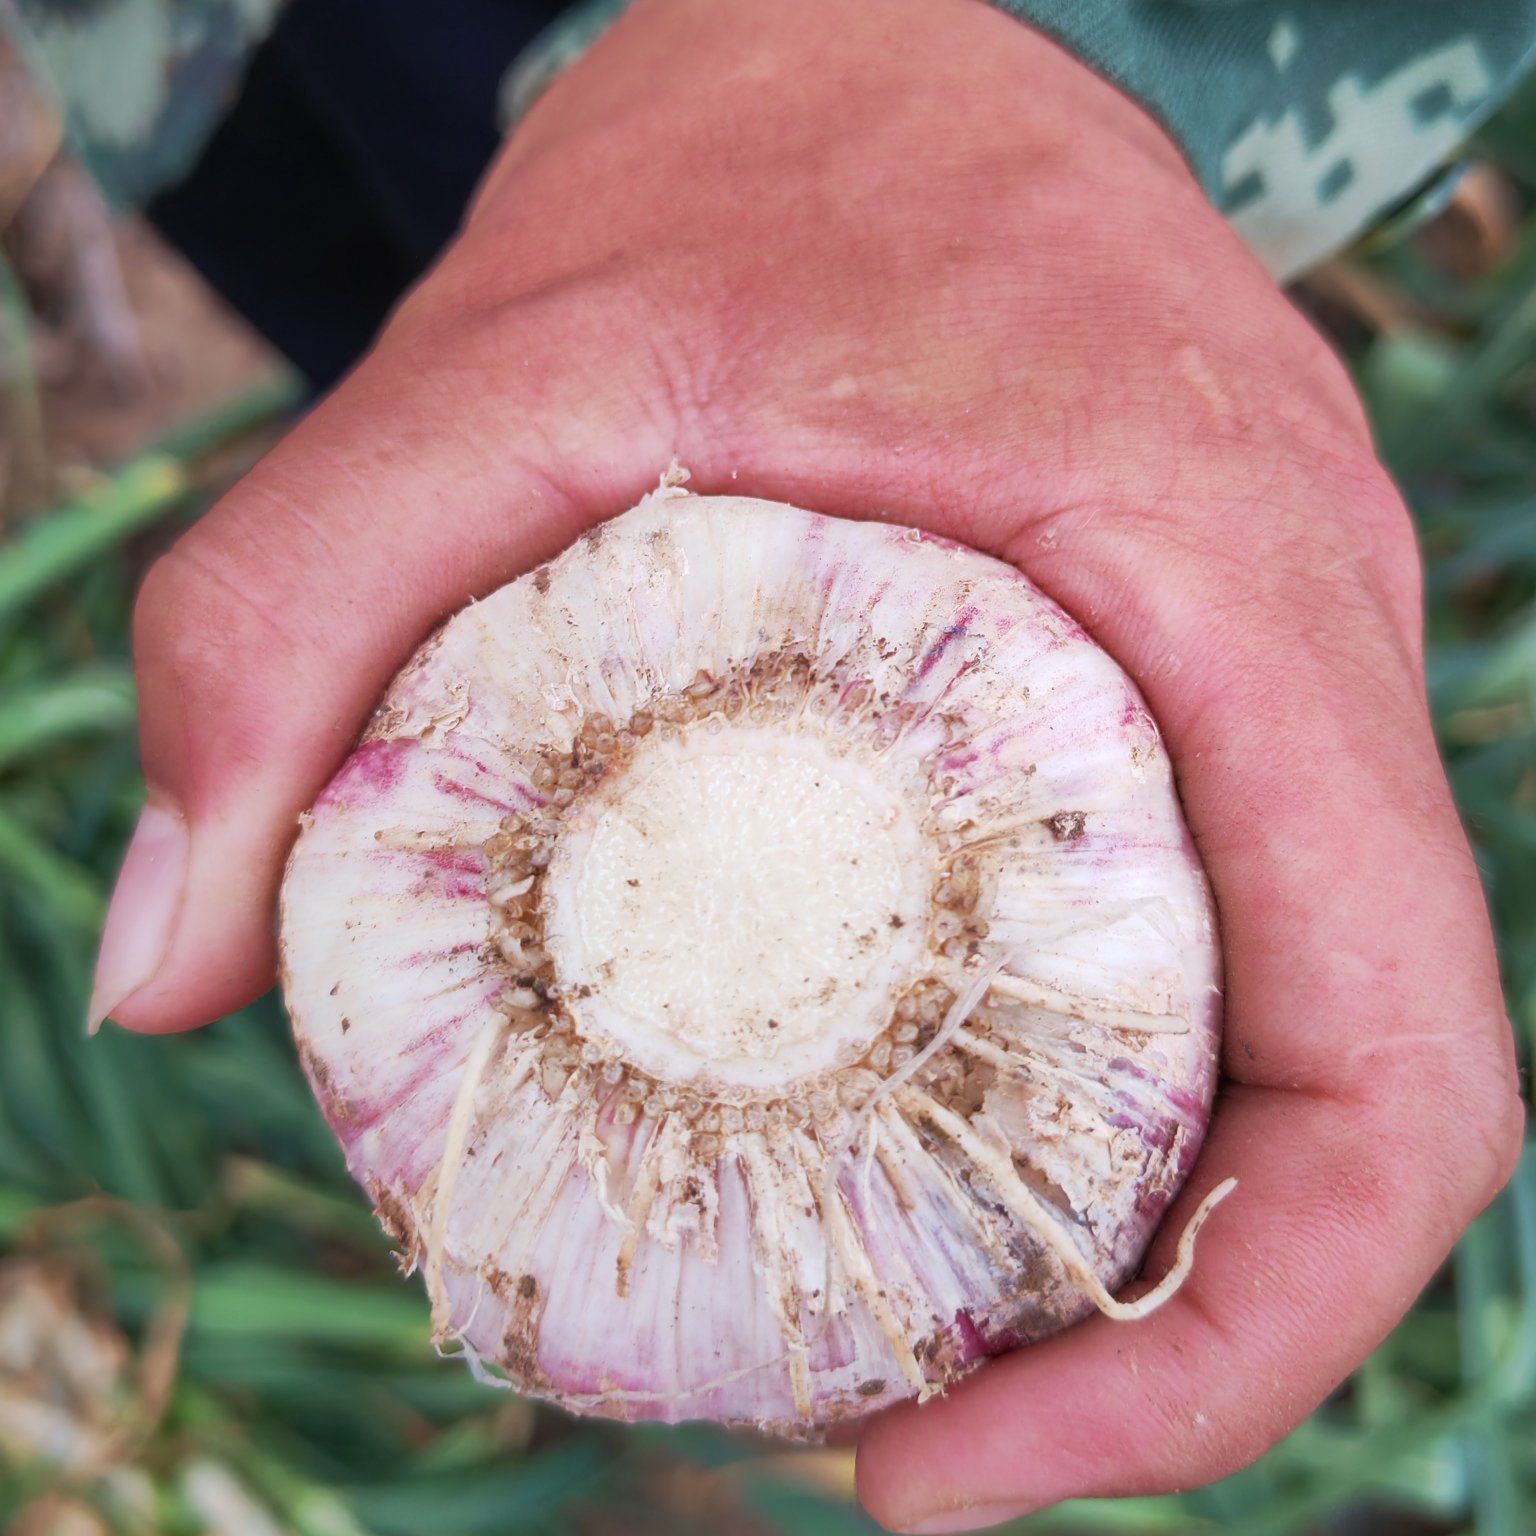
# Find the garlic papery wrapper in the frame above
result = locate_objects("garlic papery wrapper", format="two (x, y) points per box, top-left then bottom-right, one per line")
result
(279, 483), (1226, 1433)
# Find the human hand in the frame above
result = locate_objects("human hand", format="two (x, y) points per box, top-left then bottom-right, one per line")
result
(93, 0), (1523, 1527)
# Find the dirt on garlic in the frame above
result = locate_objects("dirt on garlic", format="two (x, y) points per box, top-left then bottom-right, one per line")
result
(279, 479), (1226, 1434)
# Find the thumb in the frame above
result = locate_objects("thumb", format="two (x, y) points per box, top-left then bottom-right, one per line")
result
(91, 331), (667, 1033)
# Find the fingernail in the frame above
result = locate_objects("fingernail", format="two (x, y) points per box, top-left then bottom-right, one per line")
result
(87, 801), (188, 1033)
(903, 1503), (1035, 1535)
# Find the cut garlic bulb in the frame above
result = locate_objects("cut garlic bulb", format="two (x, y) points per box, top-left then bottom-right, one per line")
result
(279, 481), (1223, 1433)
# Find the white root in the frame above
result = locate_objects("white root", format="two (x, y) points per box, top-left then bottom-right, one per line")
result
(950, 1024), (1015, 1071)
(874, 1100), (1012, 1272)
(578, 1105), (630, 1228)
(908, 1089), (1236, 1322)
(796, 1117), (931, 1399)
(369, 824), (501, 851)
(423, 1012), (511, 1338)
(823, 1178), (929, 1395)
(1097, 1175), (1236, 1320)
(987, 972), (1190, 1035)
(656, 459), (692, 494)
(739, 1130), (815, 1419)
(835, 954), (1005, 1174)
(814, 954), (1006, 1348)
(615, 1115), (675, 1296)
(475, 1084), (585, 1291)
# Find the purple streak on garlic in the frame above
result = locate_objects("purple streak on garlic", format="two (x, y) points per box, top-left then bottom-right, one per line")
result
(279, 479), (1227, 1434)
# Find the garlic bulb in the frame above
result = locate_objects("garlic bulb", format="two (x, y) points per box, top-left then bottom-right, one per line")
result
(279, 481), (1225, 1433)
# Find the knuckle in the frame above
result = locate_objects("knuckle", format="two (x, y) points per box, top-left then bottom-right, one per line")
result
(133, 531), (296, 776)
(1317, 455), (1424, 607)
(1434, 1098), (1520, 1229)
(1136, 1364), (1301, 1495)
(137, 531), (285, 666)
(1471, 1072), (1527, 1206)
(377, 244), (688, 453)
(1278, 312), (1377, 445)
(1237, 436), (1424, 663)
(1369, 1025), (1525, 1225)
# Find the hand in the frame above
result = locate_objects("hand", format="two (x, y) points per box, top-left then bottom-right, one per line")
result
(93, 0), (1522, 1527)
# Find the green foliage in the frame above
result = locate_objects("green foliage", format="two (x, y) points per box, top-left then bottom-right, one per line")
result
(4, 95), (1536, 1536)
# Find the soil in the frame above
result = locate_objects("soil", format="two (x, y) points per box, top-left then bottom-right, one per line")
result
(4, 208), (285, 521)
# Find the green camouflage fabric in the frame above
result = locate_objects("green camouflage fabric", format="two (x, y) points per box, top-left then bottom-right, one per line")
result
(4, 0), (285, 208)
(1007, 0), (1536, 278)
(7, 0), (1536, 278)
(501, 0), (1536, 280)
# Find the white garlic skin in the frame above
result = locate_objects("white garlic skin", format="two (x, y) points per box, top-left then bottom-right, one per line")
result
(279, 485), (1221, 1435)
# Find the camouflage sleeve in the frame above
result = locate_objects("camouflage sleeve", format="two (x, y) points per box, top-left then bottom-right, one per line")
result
(1002, 1), (1536, 279)
(501, 0), (1536, 281)
(7, 0), (1536, 281)
(4, 0), (287, 209)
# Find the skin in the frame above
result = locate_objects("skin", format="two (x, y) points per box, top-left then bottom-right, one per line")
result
(95, 0), (1524, 1529)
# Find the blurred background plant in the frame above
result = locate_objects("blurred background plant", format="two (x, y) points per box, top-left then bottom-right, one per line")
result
(2, 61), (1535, 1536)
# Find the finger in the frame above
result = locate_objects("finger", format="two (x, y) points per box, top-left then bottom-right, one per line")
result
(91, 310), (673, 1033)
